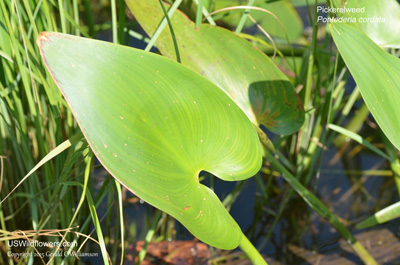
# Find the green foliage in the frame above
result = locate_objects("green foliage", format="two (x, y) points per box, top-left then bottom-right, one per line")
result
(38, 32), (263, 249)
(127, 0), (304, 135)
(0, 0), (121, 264)
(332, 0), (400, 48)
(331, 22), (400, 151)
(3, 0), (400, 264)
(211, 0), (303, 42)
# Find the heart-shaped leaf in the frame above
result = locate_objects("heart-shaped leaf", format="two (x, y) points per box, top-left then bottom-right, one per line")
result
(127, 0), (304, 135)
(331, 22), (400, 151)
(331, 0), (400, 48)
(37, 32), (262, 249)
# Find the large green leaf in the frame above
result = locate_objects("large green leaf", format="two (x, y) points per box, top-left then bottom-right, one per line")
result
(332, 0), (400, 48)
(37, 32), (262, 249)
(127, 0), (304, 135)
(331, 22), (400, 151)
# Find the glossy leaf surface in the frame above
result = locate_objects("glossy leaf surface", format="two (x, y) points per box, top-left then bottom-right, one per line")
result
(331, 22), (400, 151)
(38, 32), (263, 249)
(332, 0), (400, 48)
(127, 0), (304, 135)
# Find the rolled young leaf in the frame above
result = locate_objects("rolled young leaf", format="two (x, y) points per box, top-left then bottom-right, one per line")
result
(37, 32), (263, 249)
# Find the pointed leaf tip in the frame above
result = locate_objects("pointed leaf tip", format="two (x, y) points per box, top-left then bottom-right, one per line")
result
(37, 31), (50, 46)
(38, 32), (263, 249)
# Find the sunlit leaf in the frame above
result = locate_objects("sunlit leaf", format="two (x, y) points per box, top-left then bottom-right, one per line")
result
(212, 0), (303, 42)
(331, 22), (400, 151)
(38, 32), (263, 249)
(356, 201), (400, 229)
(127, 0), (304, 135)
(332, 0), (400, 48)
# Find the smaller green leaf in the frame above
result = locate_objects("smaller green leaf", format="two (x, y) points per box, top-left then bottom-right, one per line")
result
(356, 201), (400, 229)
(331, 22), (400, 151)
(332, 0), (400, 48)
(127, 0), (305, 135)
(252, 0), (304, 42)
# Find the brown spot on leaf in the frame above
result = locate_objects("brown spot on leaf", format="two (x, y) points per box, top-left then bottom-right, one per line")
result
(37, 31), (50, 44)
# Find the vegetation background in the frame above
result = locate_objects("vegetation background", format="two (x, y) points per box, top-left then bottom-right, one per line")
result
(1, 0), (400, 264)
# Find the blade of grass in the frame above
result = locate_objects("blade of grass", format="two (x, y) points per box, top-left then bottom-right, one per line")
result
(114, 180), (125, 265)
(136, 210), (162, 265)
(0, 50), (13, 63)
(118, 0), (126, 44)
(235, 0), (255, 34)
(158, 0), (181, 63)
(111, 0), (118, 43)
(72, 0), (79, 35)
(47, 153), (93, 264)
(0, 132), (83, 204)
(60, 177), (112, 264)
(263, 148), (378, 265)
(297, 1), (318, 165)
(195, 0), (203, 29)
(57, 0), (67, 32)
(144, 0), (182, 52)
(82, 0), (95, 36)
(328, 124), (391, 161)
(125, 29), (151, 43)
(85, 172), (110, 265)
(193, 0), (215, 25)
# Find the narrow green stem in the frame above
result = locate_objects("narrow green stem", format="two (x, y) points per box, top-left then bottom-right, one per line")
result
(239, 232), (268, 265)
(72, 0), (79, 35)
(136, 210), (162, 265)
(193, 0), (216, 25)
(297, 2), (318, 164)
(195, 0), (203, 29)
(235, 0), (254, 34)
(114, 180), (125, 265)
(253, 125), (275, 153)
(118, 0), (127, 44)
(145, 0), (182, 52)
(158, 0), (181, 63)
(57, 0), (67, 33)
(111, 0), (118, 43)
